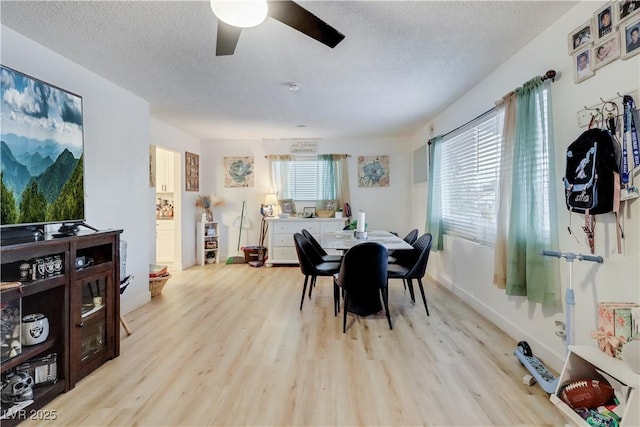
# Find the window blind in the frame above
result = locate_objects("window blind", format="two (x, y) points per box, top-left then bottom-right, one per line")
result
(272, 158), (336, 201)
(439, 111), (502, 245)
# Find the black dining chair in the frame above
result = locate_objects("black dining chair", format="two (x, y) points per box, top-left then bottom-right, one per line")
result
(388, 228), (419, 264)
(333, 242), (391, 333)
(300, 228), (342, 263)
(387, 233), (433, 316)
(293, 233), (341, 310)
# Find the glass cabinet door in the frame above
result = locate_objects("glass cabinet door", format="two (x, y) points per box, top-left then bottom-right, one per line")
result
(78, 275), (108, 361)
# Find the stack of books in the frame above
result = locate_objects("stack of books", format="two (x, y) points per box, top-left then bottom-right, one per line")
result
(149, 264), (168, 278)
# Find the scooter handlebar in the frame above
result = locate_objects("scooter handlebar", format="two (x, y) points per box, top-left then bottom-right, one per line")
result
(540, 250), (603, 264)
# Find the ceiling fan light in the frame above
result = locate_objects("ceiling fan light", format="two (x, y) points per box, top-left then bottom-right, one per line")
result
(211, 0), (268, 28)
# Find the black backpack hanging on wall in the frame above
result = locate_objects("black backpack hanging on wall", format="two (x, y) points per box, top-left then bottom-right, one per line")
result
(564, 128), (618, 214)
(564, 128), (622, 254)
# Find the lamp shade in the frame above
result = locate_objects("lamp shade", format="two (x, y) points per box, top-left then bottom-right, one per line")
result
(211, 0), (268, 28)
(264, 194), (278, 206)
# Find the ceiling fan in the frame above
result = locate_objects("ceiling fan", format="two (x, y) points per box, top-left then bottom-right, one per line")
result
(211, 0), (345, 56)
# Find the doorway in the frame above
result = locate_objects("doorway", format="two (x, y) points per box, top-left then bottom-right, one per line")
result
(153, 146), (181, 270)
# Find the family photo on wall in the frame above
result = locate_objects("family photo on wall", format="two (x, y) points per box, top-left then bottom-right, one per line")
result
(571, 0), (640, 83)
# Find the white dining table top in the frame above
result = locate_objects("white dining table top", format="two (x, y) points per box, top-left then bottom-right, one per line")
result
(322, 230), (414, 251)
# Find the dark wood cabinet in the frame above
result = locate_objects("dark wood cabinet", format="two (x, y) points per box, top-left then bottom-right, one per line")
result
(1, 230), (121, 425)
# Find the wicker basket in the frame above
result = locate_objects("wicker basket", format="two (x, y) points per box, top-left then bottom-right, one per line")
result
(149, 274), (171, 297)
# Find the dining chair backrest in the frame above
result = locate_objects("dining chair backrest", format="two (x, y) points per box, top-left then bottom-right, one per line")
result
(301, 228), (328, 257)
(337, 242), (388, 293)
(404, 233), (433, 278)
(403, 229), (419, 245)
(293, 233), (323, 274)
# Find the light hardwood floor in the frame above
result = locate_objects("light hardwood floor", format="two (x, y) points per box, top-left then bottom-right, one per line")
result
(26, 264), (563, 426)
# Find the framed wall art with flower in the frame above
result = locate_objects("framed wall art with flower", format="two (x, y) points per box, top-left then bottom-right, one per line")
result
(357, 155), (389, 187)
(224, 156), (254, 188)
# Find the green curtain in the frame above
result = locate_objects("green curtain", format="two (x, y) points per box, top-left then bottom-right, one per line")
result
(317, 154), (336, 201)
(425, 136), (444, 251)
(505, 78), (560, 304)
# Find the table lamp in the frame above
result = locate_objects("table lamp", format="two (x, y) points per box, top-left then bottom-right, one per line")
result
(263, 193), (278, 217)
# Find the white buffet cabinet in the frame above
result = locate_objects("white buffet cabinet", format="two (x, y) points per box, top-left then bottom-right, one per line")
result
(265, 217), (347, 266)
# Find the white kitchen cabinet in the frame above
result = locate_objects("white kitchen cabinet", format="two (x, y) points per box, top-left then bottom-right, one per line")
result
(265, 217), (346, 266)
(550, 345), (639, 426)
(156, 147), (174, 193)
(156, 219), (174, 263)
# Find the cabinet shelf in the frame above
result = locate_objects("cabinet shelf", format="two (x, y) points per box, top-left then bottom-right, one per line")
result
(1, 338), (58, 372)
(1, 275), (66, 300)
(81, 304), (105, 320)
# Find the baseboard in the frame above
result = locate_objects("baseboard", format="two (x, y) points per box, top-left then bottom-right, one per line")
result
(428, 272), (565, 373)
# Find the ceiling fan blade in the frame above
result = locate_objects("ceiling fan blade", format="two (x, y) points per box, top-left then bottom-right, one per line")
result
(216, 21), (243, 56)
(267, 0), (345, 48)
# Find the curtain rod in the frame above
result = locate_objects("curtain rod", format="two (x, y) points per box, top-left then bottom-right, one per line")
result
(264, 154), (351, 158)
(428, 69), (557, 145)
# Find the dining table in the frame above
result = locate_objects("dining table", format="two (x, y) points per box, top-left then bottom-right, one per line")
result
(322, 229), (414, 251)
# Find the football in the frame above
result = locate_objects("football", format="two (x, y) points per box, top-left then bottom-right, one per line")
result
(560, 379), (614, 409)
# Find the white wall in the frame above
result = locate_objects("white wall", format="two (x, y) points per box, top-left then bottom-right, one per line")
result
(149, 118), (201, 270)
(1, 26), (152, 314)
(411, 1), (640, 372)
(200, 137), (413, 260)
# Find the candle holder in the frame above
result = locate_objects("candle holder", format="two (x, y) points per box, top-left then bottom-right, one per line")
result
(354, 231), (368, 240)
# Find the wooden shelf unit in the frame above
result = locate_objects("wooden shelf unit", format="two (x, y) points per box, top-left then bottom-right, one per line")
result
(1, 230), (122, 425)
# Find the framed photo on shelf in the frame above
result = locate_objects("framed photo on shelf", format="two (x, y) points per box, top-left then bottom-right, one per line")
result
(568, 19), (594, 54)
(185, 152), (199, 192)
(303, 207), (316, 218)
(621, 16), (640, 59)
(594, 2), (616, 40)
(593, 35), (621, 69)
(573, 46), (594, 83)
(279, 199), (296, 215)
(618, 1), (640, 24)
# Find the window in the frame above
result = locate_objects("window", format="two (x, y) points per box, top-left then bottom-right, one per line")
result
(271, 157), (336, 201)
(439, 111), (502, 245)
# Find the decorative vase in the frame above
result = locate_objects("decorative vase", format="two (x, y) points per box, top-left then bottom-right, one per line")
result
(206, 209), (214, 222)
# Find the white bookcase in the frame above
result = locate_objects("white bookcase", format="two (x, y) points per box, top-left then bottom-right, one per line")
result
(196, 221), (219, 265)
(550, 345), (639, 426)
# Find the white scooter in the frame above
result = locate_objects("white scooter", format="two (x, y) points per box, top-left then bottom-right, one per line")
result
(514, 250), (603, 394)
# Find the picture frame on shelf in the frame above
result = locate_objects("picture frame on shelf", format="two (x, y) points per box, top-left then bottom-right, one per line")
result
(618, 0), (640, 24)
(321, 200), (337, 211)
(595, 2), (616, 40)
(568, 19), (594, 54)
(573, 46), (594, 83)
(185, 152), (199, 192)
(303, 207), (316, 218)
(279, 199), (296, 215)
(593, 35), (621, 69)
(621, 16), (640, 59)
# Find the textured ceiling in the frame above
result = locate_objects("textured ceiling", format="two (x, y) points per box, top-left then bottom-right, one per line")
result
(0, 1), (577, 141)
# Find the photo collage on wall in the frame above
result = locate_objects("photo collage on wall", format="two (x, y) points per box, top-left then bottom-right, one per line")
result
(570, 1), (640, 84)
